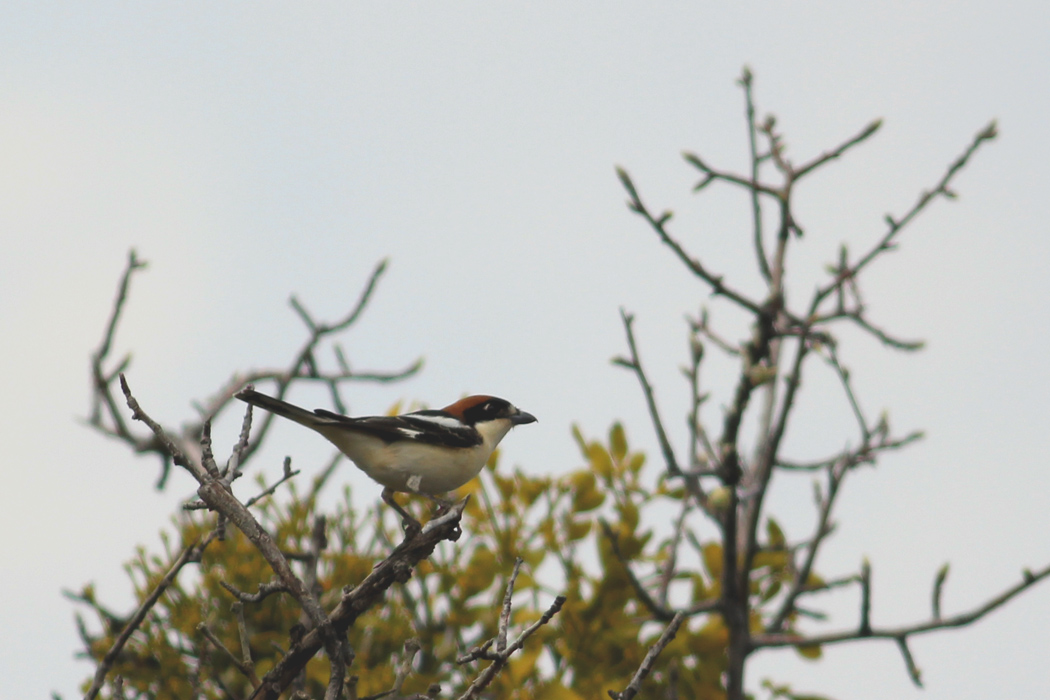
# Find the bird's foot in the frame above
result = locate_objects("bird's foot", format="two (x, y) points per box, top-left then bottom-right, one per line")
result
(400, 515), (423, 538)
(425, 494), (456, 516)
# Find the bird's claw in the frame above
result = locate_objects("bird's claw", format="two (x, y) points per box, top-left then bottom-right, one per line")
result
(401, 516), (423, 538)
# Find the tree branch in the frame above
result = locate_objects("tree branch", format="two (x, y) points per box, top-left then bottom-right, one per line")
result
(456, 560), (566, 700)
(794, 119), (882, 179)
(616, 167), (766, 315)
(755, 561), (1050, 649)
(815, 121), (998, 304)
(612, 309), (682, 477)
(249, 502), (471, 700)
(83, 535), (216, 700)
(738, 67), (773, 283)
(608, 612), (686, 700)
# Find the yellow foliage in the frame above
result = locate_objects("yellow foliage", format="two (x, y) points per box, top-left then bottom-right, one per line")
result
(796, 643), (823, 660)
(74, 422), (823, 700)
(609, 422), (629, 461)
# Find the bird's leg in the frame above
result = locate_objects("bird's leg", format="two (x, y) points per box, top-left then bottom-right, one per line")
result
(381, 487), (422, 537)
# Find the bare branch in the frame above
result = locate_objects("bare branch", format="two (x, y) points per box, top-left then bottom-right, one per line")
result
(766, 456), (846, 632)
(391, 639), (422, 696)
(249, 501), (471, 700)
(244, 457), (301, 509)
(815, 121), (998, 304)
(613, 309), (681, 476)
(601, 519), (676, 622)
(90, 254), (419, 491)
(895, 636), (922, 688)
(932, 563), (950, 621)
(738, 67), (773, 282)
(814, 310), (925, 351)
(691, 308), (742, 357)
(820, 342), (870, 442)
(681, 324), (717, 504)
(601, 519), (720, 622)
(456, 593), (566, 700)
(498, 558), (524, 653)
(754, 560), (1050, 650)
(84, 535), (215, 700)
(616, 167), (766, 315)
(234, 602), (255, 678)
(195, 481), (327, 627)
(608, 612), (686, 700)
(859, 559), (872, 636)
(681, 152), (783, 199)
(90, 249), (147, 429)
(775, 431), (923, 471)
(198, 618), (261, 688)
(120, 374), (209, 482)
(220, 579), (291, 604)
(658, 497), (692, 607)
(794, 119), (883, 179)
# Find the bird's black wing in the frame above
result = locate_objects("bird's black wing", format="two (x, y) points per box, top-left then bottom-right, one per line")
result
(312, 408), (482, 448)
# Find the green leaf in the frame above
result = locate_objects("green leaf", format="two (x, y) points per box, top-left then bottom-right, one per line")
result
(767, 518), (786, 549)
(588, 443), (613, 480)
(702, 542), (723, 581)
(609, 423), (628, 461)
(571, 471), (605, 512)
(796, 643), (823, 660)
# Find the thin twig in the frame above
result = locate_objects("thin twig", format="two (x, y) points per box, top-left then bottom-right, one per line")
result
(198, 620), (261, 688)
(244, 457), (301, 509)
(794, 119), (882, 179)
(775, 431), (923, 471)
(220, 579), (291, 603)
(859, 559), (872, 636)
(767, 457), (847, 632)
(682, 322), (717, 486)
(617, 167), (765, 315)
(932, 564), (950, 621)
(84, 536), (214, 700)
(680, 152), (783, 199)
(895, 636), (922, 687)
(248, 501), (471, 700)
(456, 595), (566, 700)
(601, 520), (720, 622)
(498, 559), (524, 654)
(821, 342), (870, 442)
(658, 498), (692, 607)
(608, 612), (686, 700)
(90, 249), (147, 430)
(814, 311), (925, 351)
(738, 67), (773, 283)
(613, 310), (681, 476)
(601, 520), (675, 621)
(755, 560), (1050, 650)
(120, 374), (208, 482)
(815, 121), (998, 304)
(91, 254), (420, 492)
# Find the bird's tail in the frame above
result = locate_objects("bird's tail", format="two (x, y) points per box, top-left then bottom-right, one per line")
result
(235, 388), (325, 428)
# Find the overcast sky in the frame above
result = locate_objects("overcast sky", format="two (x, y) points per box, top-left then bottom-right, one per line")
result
(3, 3), (1049, 698)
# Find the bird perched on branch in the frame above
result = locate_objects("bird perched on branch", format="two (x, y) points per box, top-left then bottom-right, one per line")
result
(235, 388), (536, 532)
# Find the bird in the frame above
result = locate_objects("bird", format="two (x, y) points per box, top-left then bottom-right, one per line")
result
(235, 387), (536, 531)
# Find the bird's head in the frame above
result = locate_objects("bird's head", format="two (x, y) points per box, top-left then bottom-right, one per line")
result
(442, 395), (537, 428)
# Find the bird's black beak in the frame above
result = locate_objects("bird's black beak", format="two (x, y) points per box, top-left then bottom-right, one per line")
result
(511, 410), (537, 425)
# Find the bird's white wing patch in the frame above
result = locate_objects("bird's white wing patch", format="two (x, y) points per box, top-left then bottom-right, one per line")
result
(406, 474), (423, 492)
(406, 414), (466, 430)
(397, 427), (424, 438)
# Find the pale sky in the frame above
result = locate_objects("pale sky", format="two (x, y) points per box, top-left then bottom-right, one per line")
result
(2, 3), (1049, 698)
